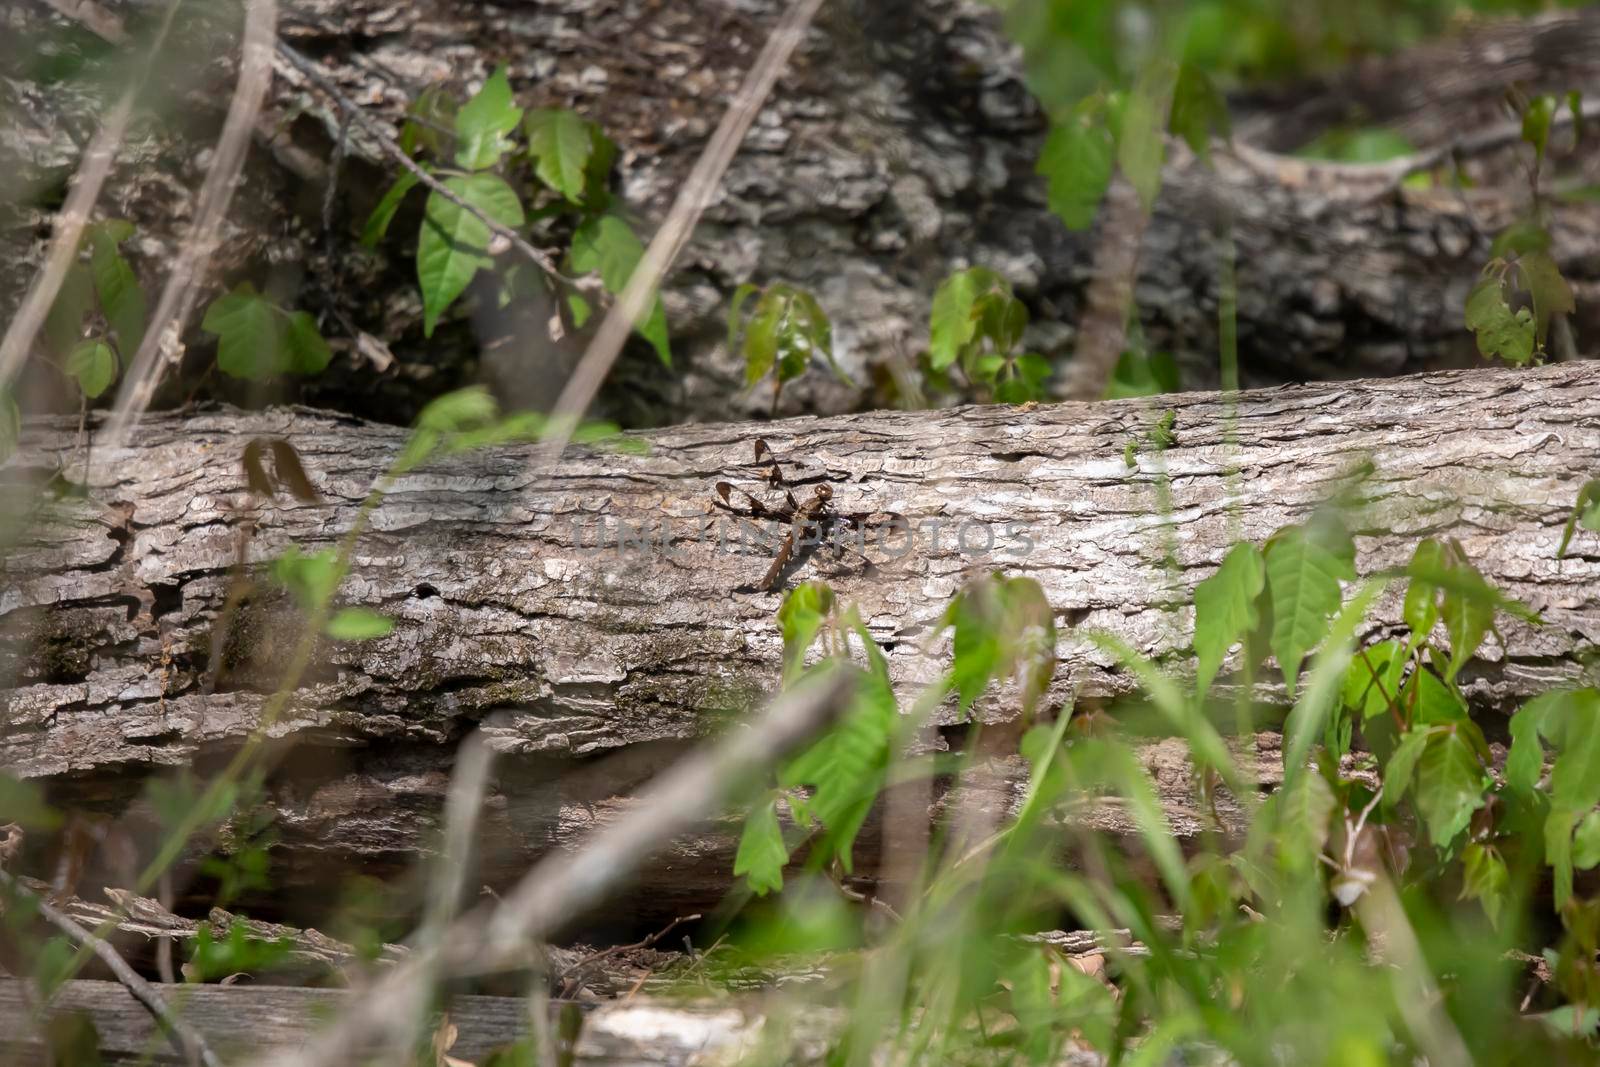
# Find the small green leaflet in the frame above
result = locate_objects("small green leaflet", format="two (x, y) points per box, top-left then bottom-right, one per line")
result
(927, 267), (1010, 371)
(1036, 115), (1112, 230)
(567, 214), (671, 365)
(733, 794), (789, 896)
(944, 574), (1058, 716)
(400, 84), (458, 159)
(1117, 62), (1171, 212)
(1522, 93), (1556, 165)
(1168, 62), (1229, 162)
(1263, 521), (1356, 697)
(417, 173), (526, 336)
(1517, 250), (1574, 345)
(733, 284), (843, 389)
(1192, 542), (1265, 697)
(1464, 274), (1535, 365)
(1505, 696), (1548, 795)
(453, 66), (523, 171)
(780, 660), (897, 874)
(65, 339), (117, 398)
(201, 284), (332, 380)
(1382, 727), (1430, 810)
(777, 581), (834, 684)
(88, 223), (146, 358)
(281, 311), (333, 375)
(361, 170), (421, 248)
(272, 546), (342, 610)
(1414, 727), (1487, 847)
(1459, 842), (1508, 928)
(524, 108), (594, 203)
(325, 607), (394, 641)
(45, 262), (94, 358)
(1545, 688), (1600, 812)
(1104, 349), (1179, 399)
(1546, 807), (1579, 908)
(1575, 811), (1600, 870)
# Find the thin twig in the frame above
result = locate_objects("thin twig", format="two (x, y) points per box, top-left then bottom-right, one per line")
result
(272, 42), (567, 281)
(0, 871), (222, 1067)
(0, 0), (184, 389)
(539, 0), (827, 461)
(244, 664), (855, 1067)
(103, 0), (280, 452)
(555, 913), (701, 987)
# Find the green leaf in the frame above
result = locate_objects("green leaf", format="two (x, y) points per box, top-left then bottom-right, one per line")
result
(1168, 62), (1229, 161)
(89, 225), (146, 358)
(65, 339), (117, 398)
(272, 546), (342, 610)
(1414, 728), (1486, 847)
(1036, 116), (1113, 229)
(360, 170), (420, 248)
(202, 284), (281, 380)
(417, 174), (526, 336)
(1437, 551), (1496, 683)
(928, 267), (1004, 370)
(44, 261), (93, 358)
(1403, 538), (1444, 646)
(1264, 522), (1356, 697)
(1575, 811), (1600, 870)
(523, 108), (594, 202)
(1404, 666), (1469, 728)
(726, 282), (759, 357)
(1382, 727), (1429, 810)
(733, 795), (789, 896)
(0, 389), (18, 465)
(0, 771), (62, 830)
(1342, 640), (1404, 722)
(1547, 807), (1580, 909)
(1464, 276), (1536, 366)
(453, 66), (523, 171)
(1192, 541), (1265, 696)
(1522, 93), (1556, 164)
(281, 311), (332, 376)
(418, 385), (499, 434)
(400, 85), (457, 159)
(945, 574), (1058, 717)
(1118, 63), (1172, 212)
(777, 581), (833, 684)
(1104, 349), (1179, 399)
(1506, 698), (1547, 795)
(1544, 688), (1600, 812)
(1517, 250), (1575, 345)
(1460, 843), (1508, 928)
(743, 289), (783, 386)
(781, 661), (897, 873)
(325, 607), (394, 641)
(568, 214), (671, 365)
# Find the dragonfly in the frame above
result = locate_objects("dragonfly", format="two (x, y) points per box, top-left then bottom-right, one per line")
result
(710, 439), (890, 591)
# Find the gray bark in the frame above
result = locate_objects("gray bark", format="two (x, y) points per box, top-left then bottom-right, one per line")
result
(0, 978), (843, 1066)
(2, 361), (1597, 924)
(4, 3), (1598, 426)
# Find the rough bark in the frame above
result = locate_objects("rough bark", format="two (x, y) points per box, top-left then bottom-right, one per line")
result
(0, 978), (846, 1066)
(4, 3), (1598, 427)
(2, 361), (1597, 926)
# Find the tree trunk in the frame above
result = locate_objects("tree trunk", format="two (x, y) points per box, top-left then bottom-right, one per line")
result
(3, 361), (1596, 928)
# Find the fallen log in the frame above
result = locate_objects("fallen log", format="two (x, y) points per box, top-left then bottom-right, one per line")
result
(0, 978), (838, 1067)
(2, 361), (1597, 926)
